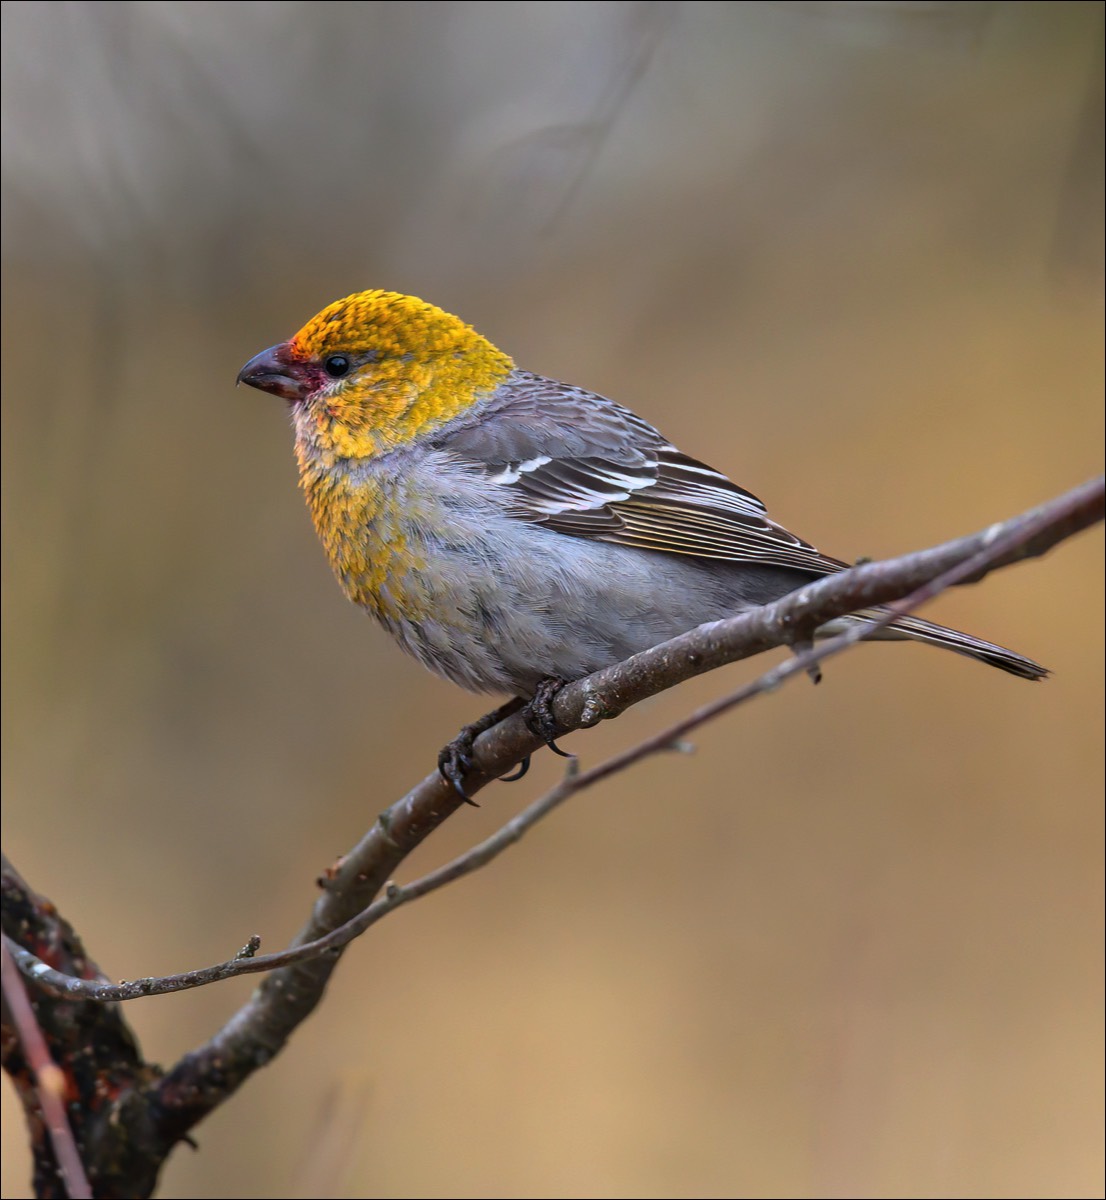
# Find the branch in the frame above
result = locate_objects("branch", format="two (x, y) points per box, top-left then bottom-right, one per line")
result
(4, 474), (1102, 1177)
(12, 471), (1103, 1009)
(0, 858), (168, 1198)
(0, 939), (91, 1199)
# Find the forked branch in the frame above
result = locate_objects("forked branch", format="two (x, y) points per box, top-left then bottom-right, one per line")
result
(2, 474), (1101, 1196)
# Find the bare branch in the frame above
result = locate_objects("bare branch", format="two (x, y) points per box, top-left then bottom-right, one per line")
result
(9, 472), (1102, 1018)
(0, 858), (167, 1197)
(4, 474), (1101, 1170)
(12, 477), (1098, 993)
(0, 940), (92, 1199)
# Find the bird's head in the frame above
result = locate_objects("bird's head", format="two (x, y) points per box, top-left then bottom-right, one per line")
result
(238, 290), (513, 459)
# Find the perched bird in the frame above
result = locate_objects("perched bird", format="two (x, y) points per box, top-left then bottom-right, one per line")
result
(238, 290), (1047, 793)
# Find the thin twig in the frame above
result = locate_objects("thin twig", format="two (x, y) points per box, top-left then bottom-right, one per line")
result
(3, 475), (1101, 1168)
(0, 939), (93, 1200)
(8, 474), (1102, 1004)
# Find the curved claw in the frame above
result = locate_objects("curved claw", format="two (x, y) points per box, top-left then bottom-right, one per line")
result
(437, 746), (470, 782)
(436, 698), (527, 804)
(500, 756), (531, 783)
(440, 759), (478, 804)
(437, 739), (478, 805)
(522, 676), (576, 759)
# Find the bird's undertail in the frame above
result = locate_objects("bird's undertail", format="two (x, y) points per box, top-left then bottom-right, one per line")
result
(832, 609), (1049, 680)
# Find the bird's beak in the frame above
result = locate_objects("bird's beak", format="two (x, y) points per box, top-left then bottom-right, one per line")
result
(236, 342), (309, 402)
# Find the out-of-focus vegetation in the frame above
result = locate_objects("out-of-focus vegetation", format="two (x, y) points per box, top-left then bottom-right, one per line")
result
(2, 3), (1102, 1197)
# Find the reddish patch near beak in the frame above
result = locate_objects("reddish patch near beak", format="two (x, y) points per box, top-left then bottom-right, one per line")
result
(237, 342), (310, 402)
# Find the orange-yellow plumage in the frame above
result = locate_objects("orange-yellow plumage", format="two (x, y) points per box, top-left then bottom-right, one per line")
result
(275, 291), (514, 622)
(289, 290), (513, 461)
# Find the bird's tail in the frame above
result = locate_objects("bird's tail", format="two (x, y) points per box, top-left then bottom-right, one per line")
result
(840, 609), (1049, 680)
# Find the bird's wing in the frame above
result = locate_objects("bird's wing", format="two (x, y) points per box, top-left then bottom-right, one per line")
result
(436, 372), (847, 575)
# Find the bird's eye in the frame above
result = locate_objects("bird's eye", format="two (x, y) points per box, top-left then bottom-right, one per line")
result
(324, 354), (351, 378)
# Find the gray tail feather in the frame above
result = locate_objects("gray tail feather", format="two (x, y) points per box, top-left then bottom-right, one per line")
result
(844, 609), (1049, 681)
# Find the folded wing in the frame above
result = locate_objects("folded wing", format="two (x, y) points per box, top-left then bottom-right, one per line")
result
(438, 371), (846, 575)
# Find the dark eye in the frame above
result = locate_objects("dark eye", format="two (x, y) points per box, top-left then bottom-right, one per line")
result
(324, 354), (351, 378)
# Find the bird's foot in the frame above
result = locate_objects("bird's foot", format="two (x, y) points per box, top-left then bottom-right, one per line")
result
(437, 698), (526, 801)
(522, 677), (575, 758)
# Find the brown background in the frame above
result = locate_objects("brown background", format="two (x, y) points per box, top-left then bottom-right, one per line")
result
(2, 3), (1102, 1197)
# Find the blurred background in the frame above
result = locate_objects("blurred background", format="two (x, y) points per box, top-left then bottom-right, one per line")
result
(1, 2), (1102, 1197)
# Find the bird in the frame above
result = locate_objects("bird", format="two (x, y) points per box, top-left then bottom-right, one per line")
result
(238, 289), (1047, 794)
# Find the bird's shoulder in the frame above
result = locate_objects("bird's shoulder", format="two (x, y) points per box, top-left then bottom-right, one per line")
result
(431, 370), (662, 466)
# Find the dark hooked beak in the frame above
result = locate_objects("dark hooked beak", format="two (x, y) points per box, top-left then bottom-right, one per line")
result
(236, 343), (308, 402)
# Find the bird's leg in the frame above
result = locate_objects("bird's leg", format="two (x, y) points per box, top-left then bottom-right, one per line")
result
(438, 697), (526, 801)
(521, 676), (575, 759)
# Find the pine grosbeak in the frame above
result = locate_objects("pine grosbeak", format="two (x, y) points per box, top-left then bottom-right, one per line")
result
(238, 290), (1046, 793)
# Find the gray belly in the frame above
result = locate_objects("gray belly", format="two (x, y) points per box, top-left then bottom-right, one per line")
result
(379, 514), (813, 697)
